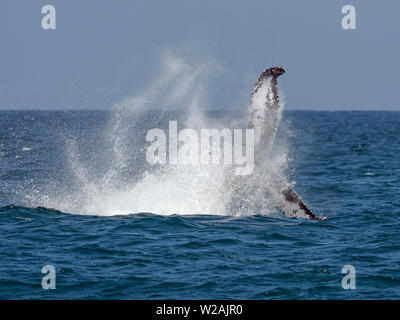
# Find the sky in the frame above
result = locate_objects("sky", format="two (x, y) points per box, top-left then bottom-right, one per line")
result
(0, 0), (399, 110)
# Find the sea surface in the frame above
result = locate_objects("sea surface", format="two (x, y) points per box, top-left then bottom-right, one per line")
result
(0, 110), (399, 299)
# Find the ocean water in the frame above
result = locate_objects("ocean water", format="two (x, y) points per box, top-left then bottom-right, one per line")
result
(0, 110), (399, 299)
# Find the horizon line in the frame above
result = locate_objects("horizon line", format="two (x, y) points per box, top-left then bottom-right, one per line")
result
(0, 107), (399, 112)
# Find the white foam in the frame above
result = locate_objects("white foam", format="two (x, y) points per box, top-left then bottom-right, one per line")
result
(28, 54), (290, 217)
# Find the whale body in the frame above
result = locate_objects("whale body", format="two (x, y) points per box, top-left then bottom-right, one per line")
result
(248, 66), (324, 221)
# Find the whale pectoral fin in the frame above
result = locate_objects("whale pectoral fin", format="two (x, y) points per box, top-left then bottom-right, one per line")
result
(249, 66), (285, 151)
(248, 66), (323, 221)
(280, 187), (324, 221)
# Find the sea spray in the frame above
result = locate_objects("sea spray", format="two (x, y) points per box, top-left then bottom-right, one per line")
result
(27, 54), (291, 216)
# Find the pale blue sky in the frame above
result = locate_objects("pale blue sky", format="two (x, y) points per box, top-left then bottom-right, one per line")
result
(0, 0), (399, 110)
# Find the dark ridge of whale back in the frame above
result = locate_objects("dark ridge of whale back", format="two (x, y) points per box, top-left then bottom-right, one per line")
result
(282, 187), (323, 221)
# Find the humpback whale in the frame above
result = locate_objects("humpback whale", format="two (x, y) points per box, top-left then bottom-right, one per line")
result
(247, 66), (324, 221)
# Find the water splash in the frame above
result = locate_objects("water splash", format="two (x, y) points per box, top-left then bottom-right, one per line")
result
(28, 54), (291, 216)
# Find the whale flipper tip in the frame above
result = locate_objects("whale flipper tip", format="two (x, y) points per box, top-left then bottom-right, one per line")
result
(261, 66), (285, 79)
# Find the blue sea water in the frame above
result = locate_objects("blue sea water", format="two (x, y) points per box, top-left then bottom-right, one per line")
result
(0, 110), (399, 299)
